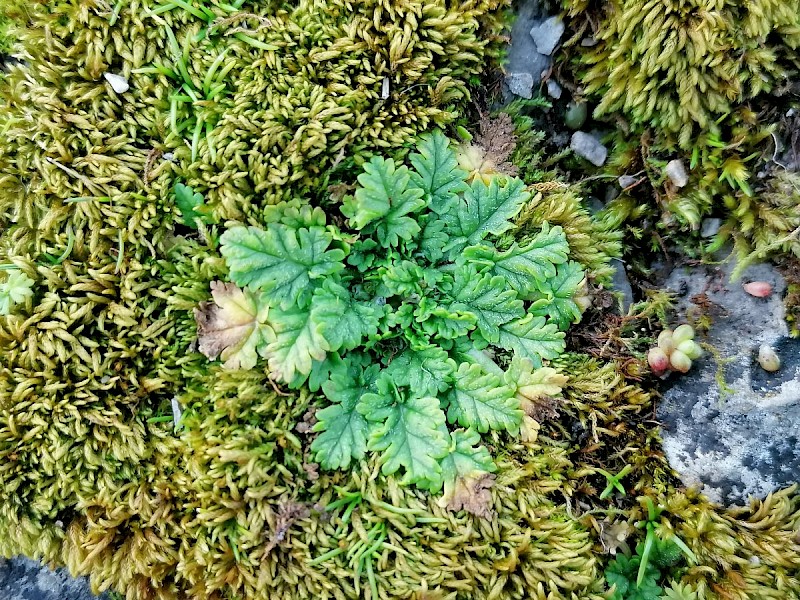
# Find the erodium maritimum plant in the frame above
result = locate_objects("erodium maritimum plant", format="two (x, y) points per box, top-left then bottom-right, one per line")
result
(197, 131), (584, 501)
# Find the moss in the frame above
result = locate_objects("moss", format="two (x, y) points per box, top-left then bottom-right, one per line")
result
(561, 1), (800, 269)
(563, 0), (800, 149)
(2, 1), (800, 599)
(715, 168), (800, 270)
(38, 367), (607, 600)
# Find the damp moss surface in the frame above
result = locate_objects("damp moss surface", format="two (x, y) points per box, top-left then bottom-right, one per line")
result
(1, 1), (800, 600)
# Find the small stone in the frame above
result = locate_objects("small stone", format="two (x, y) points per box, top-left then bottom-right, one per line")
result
(665, 159), (689, 188)
(546, 79), (562, 99)
(700, 218), (722, 238)
(502, 0), (552, 105)
(580, 36), (599, 47)
(586, 196), (605, 214)
(744, 281), (773, 298)
(564, 101), (588, 130)
(103, 72), (129, 94)
(611, 261), (634, 313)
(505, 72), (534, 99)
(570, 131), (607, 166)
(530, 16), (565, 56)
(787, 108), (796, 118)
(618, 175), (638, 189)
(757, 344), (780, 372)
(171, 397), (183, 429)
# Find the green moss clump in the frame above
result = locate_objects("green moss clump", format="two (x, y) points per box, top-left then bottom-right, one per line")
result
(715, 168), (800, 266)
(563, 0), (800, 149)
(559, 0), (800, 272)
(51, 366), (606, 600)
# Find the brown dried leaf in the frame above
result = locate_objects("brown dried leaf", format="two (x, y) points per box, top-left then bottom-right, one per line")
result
(599, 519), (633, 555)
(522, 395), (560, 422)
(476, 113), (518, 173)
(266, 502), (312, 553)
(457, 113), (519, 183)
(194, 281), (272, 370)
(442, 472), (496, 519)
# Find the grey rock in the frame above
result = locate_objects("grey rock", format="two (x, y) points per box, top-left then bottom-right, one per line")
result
(530, 16), (564, 56)
(665, 159), (689, 188)
(580, 36), (599, 47)
(570, 131), (607, 166)
(0, 557), (110, 600)
(503, 0), (551, 102)
(505, 72), (534, 99)
(618, 175), (638, 189)
(604, 185), (619, 203)
(700, 218), (722, 238)
(657, 257), (800, 505)
(586, 196), (605, 214)
(546, 79), (562, 99)
(611, 260), (634, 313)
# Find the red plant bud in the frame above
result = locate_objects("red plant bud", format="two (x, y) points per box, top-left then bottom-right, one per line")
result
(648, 347), (670, 374)
(743, 281), (772, 298)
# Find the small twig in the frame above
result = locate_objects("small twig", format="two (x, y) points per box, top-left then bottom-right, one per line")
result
(770, 132), (789, 170)
(268, 377), (292, 397)
(143, 148), (163, 183)
(45, 157), (106, 196)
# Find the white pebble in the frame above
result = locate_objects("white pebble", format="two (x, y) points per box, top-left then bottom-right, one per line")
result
(103, 72), (130, 94)
(665, 159), (689, 188)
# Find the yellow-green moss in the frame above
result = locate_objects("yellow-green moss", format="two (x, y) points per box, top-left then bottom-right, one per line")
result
(2, 1), (800, 599)
(563, 0), (800, 149)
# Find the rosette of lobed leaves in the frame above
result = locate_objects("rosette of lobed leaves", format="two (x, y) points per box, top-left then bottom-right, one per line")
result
(209, 131), (585, 497)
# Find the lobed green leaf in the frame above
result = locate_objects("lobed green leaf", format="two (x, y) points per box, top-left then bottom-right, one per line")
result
(497, 314), (565, 368)
(220, 224), (345, 309)
(445, 363), (521, 434)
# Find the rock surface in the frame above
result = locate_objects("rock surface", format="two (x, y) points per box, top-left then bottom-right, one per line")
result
(529, 16), (564, 56)
(0, 557), (108, 600)
(505, 72), (534, 99)
(700, 217), (722, 238)
(503, 0), (551, 99)
(610, 261), (635, 313)
(657, 258), (800, 506)
(570, 131), (608, 166)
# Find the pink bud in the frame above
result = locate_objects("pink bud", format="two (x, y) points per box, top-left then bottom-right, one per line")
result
(648, 347), (670, 374)
(743, 281), (772, 298)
